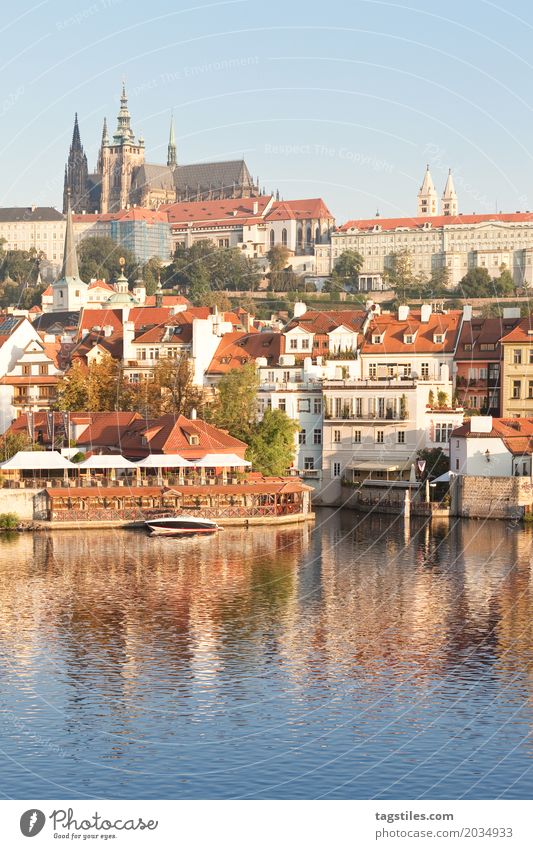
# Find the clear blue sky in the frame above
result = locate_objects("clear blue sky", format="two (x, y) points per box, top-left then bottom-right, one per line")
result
(2, 0), (533, 222)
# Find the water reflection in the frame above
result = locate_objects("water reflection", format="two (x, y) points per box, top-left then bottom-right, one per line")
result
(0, 512), (532, 799)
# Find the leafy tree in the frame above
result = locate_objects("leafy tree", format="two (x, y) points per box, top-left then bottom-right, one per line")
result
(0, 247), (43, 285)
(196, 290), (232, 312)
(416, 447), (449, 480)
(386, 249), (415, 296)
(331, 249), (364, 290)
(457, 267), (493, 297)
(154, 355), (203, 417)
(142, 257), (164, 295)
(210, 364), (259, 443)
(57, 358), (133, 412)
(0, 432), (31, 462)
(247, 409), (298, 475)
(164, 240), (260, 294)
(494, 268), (515, 296)
(77, 236), (137, 284)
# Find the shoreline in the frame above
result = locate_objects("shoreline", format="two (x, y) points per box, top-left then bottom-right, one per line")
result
(11, 512), (315, 532)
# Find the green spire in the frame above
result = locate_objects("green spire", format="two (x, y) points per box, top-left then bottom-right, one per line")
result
(113, 81), (135, 145)
(167, 111), (177, 167)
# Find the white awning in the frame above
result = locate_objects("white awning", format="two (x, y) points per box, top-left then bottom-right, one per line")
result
(348, 460), (406, 472)
(192, 453), (251, 467)
(136, 454), (192, 468)
(0, 451), (76, 470)
(76, 455), (136, 469)
(432, 471), (451, 483)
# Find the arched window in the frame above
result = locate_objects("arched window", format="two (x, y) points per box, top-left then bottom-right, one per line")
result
(315, 227), (320, 244)
(306, 226), (312, 246)
(282, 228), (287, 246)
(297, 227), (303, 245)
(269, 229), (275, 247)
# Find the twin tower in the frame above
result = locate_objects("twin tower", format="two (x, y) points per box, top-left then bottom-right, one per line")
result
(417, 165), (458, 217)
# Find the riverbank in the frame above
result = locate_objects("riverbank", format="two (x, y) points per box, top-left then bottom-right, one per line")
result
(26, 512), (315, 531)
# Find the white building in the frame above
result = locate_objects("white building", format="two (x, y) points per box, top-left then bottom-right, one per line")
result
(320, 374), (464, 504)
(450, 416), (533, 477)
(0, 207), (65, 277)
(0, 316), (52, 432)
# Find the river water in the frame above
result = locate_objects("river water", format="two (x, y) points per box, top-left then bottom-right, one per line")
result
(0, 508), (532, 800)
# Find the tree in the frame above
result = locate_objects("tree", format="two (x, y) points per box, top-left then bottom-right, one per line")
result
(210, 364), (259, 443)
(386, 249), (415, 295)
(457, 267), (493, 297)
(494, 268), (515, 296)
(77, 237), (137, 284)
(416, 447), (449, 479)
(142, 257), (163, 295)
(267, 244), (292, 291)
(196, 290), (232, 312)
(331, 249), (364, 290)
(247, 409), (298, 475)
(0, 431), (31, 462)
(163, 240), (260, 294)
(57, 358), (133, 412)
(153, 355), (203, 417)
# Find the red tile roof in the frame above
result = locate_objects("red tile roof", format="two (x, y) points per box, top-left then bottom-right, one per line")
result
(452, 417), (533, 455)
(361, 310), (461, 354)
(499, 317), (533, 344)
(455, 317), (520, 360)
(87, 279), (115, 291)
(161, 196), (273, 224)
(265, 198), (334, 221)
(339, 212), (533, 232)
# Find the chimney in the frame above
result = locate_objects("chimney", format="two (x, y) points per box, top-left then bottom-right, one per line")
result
(252, 201), (258, 215)
(293, 301), (307, 318)
(123, 320), (135, 360)
(420, 303), (432, 323)
(462, 304), (472, 322)
(398, 304), (410, 321)
(103, 324), (113, 337)
(190, 408), (197, 420)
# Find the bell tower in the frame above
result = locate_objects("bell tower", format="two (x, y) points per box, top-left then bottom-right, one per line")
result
(417, 165), (438, 217)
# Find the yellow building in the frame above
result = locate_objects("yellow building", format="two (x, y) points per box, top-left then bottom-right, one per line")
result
(500, 319), (533, 417)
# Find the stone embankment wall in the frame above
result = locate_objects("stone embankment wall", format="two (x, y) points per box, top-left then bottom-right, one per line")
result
(453, 475), (533, 519)
(0, 489), (41, 520)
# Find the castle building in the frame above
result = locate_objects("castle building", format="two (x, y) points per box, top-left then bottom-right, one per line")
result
(63, 84), (259, 214)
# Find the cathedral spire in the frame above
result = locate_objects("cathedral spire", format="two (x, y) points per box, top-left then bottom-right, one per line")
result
(113, 81), (135, 145)
(417, 164), (438, 216)
(72, 113), (81, 149)
(167, 111), (177, 167)
(441, 168), (458, 216)
(101, 116), (109, 146)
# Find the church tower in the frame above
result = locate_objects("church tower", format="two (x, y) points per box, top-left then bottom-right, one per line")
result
(441, 169), (458, 216)
(167, 113), (177, 168)
(63, 114), (88, 214)
(97, 83), (145, 213)
(417, 165), (438, 217)
(52, 194), (88, 312)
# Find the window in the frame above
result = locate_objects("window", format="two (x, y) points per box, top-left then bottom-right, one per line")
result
(313, 428), (322, 444)
(333, 429), (341, 443)
(421, 363), (429, 379)
(480, 343), (496, 351)
(301, 338), (310, 350)
(376, 430), (384, 443)
(39, 364), (49, 375)
(369, 364), (377, 379)
(298, 399), (310, 412)
(456, 458), (460, 470)
(513, 349), (522, 364)
(290, 338), (298, 349)
(333, 462), (341, 477)
(529, 349), (533, 364)
(434, 334), (444, 344)
(278, 398), (286, 411)
(528, 381), (533, 399)
(404, 335), (414, 344)
(355, 398), (362, 417)
(513, 380), (521, 399)
(304, 457), (314, 470)
(397, 431), (405, 443)
(372, 334), (381, 344)
(353, 429), (361, 443)
(313, 398), (322, 415)
(298, 429), (306, 445)
(283, 371), (290, 382)
(22, 364), (31, 375)
(282, 228), (287, 247)
(269, 229), (275, 247)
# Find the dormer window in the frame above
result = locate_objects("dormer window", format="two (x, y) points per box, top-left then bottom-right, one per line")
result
(188, 434), (199, 446)
(372, 334), (383, 344)
(404, 334), (415, 344)
(433, 333), (445, 344)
